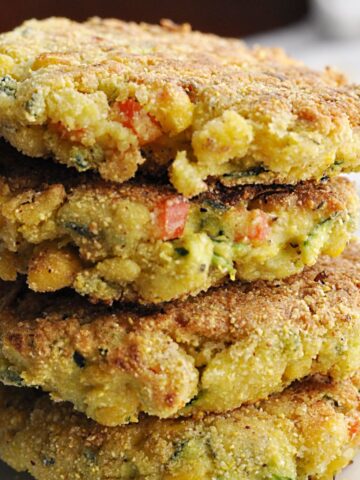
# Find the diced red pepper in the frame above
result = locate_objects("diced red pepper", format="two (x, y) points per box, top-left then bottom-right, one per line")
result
(52, 122), (86, 143)
(235, 210), (271, 243)
(114, 98), (142, 130)
(112, 98), (162, 144)
(349, 418), (360, 438)
(154, 197), (190, 240)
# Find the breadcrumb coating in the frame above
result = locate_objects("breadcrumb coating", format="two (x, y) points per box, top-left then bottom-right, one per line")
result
(1, 243), (360, 426)
(0, 144), (357, 303)
(1, 18), (360, 195)
(0, 374), (359, 479)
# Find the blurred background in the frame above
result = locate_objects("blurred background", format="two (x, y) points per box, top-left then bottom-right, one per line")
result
(0, 0), (309, 37)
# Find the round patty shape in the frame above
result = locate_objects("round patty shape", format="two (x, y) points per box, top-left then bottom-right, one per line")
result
(1, 243), (360, 427)
(0, 374), (360, 480)
(1, 18), (360, 196)
(0, 145), (358, 304)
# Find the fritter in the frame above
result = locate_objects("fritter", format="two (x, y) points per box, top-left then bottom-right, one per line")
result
(0, 374), (360, 479)
(1, 243), (360, 427)
(0, 145), (357, 304)
(1, 18), (360, 196)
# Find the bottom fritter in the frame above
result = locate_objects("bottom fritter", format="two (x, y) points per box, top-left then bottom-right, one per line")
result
(0, 375), (359, 480)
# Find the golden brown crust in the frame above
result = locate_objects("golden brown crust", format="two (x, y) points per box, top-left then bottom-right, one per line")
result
(0, 374), (359, 479)
(1, 18), (360, 193)
(2, 241), (359, 341)
(2, 17), (355, 124)
(1, 243), (360, 426)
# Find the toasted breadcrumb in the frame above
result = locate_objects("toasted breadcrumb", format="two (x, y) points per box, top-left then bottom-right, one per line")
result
(1, 18), (360, 194)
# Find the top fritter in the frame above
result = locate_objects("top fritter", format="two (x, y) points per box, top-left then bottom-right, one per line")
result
(0, 18), (360, 196)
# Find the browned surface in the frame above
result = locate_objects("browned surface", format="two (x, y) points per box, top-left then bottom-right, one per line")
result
(1, 16), (356, 128)
(1, 16), (359, 192)
(0, 373), (358, 480)
(0, 243), (359, 427)
(2, 242), (359, 348)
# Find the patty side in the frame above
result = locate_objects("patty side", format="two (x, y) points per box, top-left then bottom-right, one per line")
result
(1, 18), (360, 195)
(0, 243), (359, 426)
(0, 374), (359, 479)
(0, 145), (357, 304)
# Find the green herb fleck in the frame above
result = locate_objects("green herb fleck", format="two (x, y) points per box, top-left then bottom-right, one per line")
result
(83, 448), (98, 463)
(319, 216), (332, 225)
(42, 457), (55, 467)
(73, 351), (86, 368)
(303, 213), (339, 247)
(74, 153), (90, 171)
(223, 165), (269, 179)
(64, 222), (95, 239)
(175, 247), (189, 256)
(0, 75), (17, 97)
(24, 92), (43, 117)
(184, 390), (205, 407)
(212, 253), (236, 279)
(202, 199), (229, 212)
(0, 369), (24, 387)
(170, 440), (189, 462)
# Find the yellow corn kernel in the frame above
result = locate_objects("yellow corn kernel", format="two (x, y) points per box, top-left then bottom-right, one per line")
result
(170, 151), (207, 197)
(14, 185), (65, 226)
(32, 52), (75, 70)
(192, 110), (253, 165)
(150, 85), (194, 135)
(28, 244), (82, 291)
(2, 185), (65, 227)
(0, 54), (15, 76)
(95, 257), (141, 283)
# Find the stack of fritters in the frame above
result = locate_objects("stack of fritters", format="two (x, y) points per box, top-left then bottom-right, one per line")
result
(0, 17), (359, 480)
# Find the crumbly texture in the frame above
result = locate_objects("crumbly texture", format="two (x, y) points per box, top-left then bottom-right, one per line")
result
(1, 243), (360, 427)
(1, 18), (360, 196)
(0, 144), (357, 304)
(0, 374), (360, 480)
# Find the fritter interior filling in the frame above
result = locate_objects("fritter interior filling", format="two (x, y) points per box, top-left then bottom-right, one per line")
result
(0, 145), (359, 303)
(0, 172), (357, 303)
